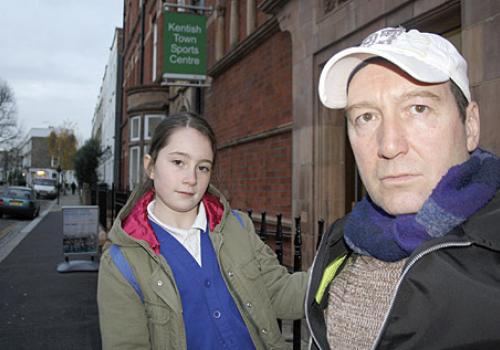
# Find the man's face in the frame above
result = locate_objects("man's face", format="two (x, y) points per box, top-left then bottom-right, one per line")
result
(345, 61), (479, 215)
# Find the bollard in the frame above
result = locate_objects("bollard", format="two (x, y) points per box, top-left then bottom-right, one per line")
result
(259, 212), (267, 242)
(293, 216), (302, 350)
(317, 219), (325, 250)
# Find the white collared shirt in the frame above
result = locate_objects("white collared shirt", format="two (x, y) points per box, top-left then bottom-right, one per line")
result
(147, 200), (207, 266)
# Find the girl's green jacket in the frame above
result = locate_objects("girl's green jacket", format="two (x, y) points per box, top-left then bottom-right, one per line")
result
(97, 185), (307, 349)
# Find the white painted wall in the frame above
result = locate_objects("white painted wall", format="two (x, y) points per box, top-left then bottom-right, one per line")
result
(93, 28), (121, 188)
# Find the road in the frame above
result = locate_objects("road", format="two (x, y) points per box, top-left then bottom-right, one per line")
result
(0, 199), (56, 263)
(0, 198), (53, 234)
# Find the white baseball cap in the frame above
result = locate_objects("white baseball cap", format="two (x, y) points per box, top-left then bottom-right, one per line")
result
(318, 27), (471, 109)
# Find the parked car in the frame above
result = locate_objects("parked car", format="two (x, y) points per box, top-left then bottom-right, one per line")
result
(32, 178), (58, 199)
(0, 186), (40, 219)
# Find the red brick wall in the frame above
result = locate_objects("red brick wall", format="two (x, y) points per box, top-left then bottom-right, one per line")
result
(205, 30), (293, 218)
(214, 132), (292, 216)
(206, 2), (216, 68)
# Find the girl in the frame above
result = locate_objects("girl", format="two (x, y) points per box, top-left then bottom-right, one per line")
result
(97, 112), (307, 350)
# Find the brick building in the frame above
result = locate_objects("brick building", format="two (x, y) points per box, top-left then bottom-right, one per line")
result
(119, 0), (500, 266)
(201, 0), (500, 266)
(19, 128), (56, 186)
(121, 0), (206, 190)
(204, 0), (293, 222)
(121, 0), (168, 190)
(257, 0), (500, 266)
(20, 128), (53, 171)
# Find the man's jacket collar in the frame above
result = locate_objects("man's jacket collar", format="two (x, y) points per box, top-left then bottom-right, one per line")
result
(462, 191), (500, 251)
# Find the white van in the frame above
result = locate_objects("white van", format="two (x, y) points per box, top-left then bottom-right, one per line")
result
(33, 178), (58, 199)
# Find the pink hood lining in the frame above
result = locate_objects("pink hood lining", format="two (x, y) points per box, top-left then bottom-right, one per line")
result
(121, 189), (225, 254)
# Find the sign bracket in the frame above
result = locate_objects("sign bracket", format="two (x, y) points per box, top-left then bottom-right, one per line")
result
(163, 2), (213, 14)
(161, 79), (211, 88)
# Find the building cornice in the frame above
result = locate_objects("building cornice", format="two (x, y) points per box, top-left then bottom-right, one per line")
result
(207, 17), (280, 78)
(126, 84), (169, 95)
(125, 84), (169, 115)
(126, 104), (169, 115)
(218, 122), (292, 150)
(258, 0), (289, 15)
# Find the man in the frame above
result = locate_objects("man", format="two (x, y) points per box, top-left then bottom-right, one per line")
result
(306, 27), (500, 350)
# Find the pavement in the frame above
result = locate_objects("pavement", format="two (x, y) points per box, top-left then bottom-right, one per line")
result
(0, 192), (101, 350)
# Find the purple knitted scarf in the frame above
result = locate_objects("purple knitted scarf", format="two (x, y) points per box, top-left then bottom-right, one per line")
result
(344, 148), (500, 262)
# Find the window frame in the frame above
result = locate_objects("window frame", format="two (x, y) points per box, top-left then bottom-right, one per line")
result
(130, 115), (141, 142)
(144, 114), (165, 140)
(152, 17), (158, 81)
(129, 146), (141, 190)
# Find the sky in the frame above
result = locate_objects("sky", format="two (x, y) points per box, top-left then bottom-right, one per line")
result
(0, 1), (123, 145)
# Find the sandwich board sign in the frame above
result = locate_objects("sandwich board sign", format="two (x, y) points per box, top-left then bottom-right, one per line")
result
(57, 205), (99, 273)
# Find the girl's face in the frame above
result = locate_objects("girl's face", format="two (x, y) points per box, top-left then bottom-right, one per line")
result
(144, 127), (214, 227)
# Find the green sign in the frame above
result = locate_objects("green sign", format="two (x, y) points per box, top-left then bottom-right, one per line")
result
(163, 11), (207, 80)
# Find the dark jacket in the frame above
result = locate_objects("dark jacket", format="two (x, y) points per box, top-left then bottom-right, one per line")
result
(306, 192), (500, 350)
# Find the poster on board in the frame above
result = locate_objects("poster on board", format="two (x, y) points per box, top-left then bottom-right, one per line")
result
(62, 205), (99, 255)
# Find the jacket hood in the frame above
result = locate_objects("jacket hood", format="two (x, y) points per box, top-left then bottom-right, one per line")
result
(109, 185), (228, 254)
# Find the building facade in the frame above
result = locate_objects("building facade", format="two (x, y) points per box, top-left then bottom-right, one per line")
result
(121, 0), (294, 256)
(121, 0), (167, 191)
(19, 128), (55, 186)
(259, 0), (500, 265)
(19, 128), (52, 170)
(92, 28), (124, 189)
(0, 148), (22, 185)
(117, 0), (500, 267)
(204, 0), (293, 222)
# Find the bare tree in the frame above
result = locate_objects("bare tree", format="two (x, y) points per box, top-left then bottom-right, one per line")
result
(0, 79), (20, 146)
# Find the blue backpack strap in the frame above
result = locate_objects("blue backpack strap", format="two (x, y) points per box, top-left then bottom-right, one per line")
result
(231, 209), (245, 229)
(109, 244), (144, 303)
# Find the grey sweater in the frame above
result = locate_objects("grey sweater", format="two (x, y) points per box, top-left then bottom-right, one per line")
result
(326, 254), (406, 349)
